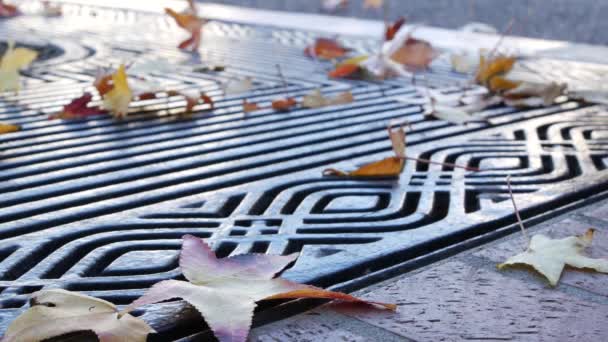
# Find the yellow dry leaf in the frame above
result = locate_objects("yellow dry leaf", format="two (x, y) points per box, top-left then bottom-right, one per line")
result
(0, 122), (20, 134)
(324, 125), (405, 177)
(0, 42), (38, 92)
(325, 157), (403, 177)
(499, 229), (608, 286)
(475, 55), (516, 90)
(103, 65), (132, 118)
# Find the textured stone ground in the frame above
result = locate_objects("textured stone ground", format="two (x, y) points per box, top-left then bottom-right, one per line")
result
(251, 199), (608, 341)
(210, 0), (608, 45)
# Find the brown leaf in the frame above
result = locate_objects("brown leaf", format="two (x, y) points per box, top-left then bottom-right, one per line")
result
(304, 38), (349, 60)
(324, 125), (406, 177)
(324, 157), (404, 177)
(390, 37), (436, 71)
(385, 17), (406, 41)
(49, 92), (106, 120)
(328, 63), (361, 79)
(165, 7), (205, 51)
(271, 97), (297, 112)
(243, 99), (261, 113)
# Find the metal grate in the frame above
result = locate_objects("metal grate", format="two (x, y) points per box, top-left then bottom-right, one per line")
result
(2, 1), (608, 339)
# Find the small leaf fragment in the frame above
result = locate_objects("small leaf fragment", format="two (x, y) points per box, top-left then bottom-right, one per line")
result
(499, 229), (608, 286)
(243, 99), (261, 113)
(271, 97), (297, 112)
(385, 17), (406, 41)
(324, 156), (404, 177)
(0, 122), (19, 134)
(304, 38), (349, 60)
(301, 89), (354, 109)
(165, 6), (205, 51)
(50, 92), (106, 119)
(1, 289), (154, 342)
(503, 81), (566, 107)
(475, 55), (517, 90)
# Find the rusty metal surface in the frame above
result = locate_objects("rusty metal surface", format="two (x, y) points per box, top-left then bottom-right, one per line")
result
(1, 1), (608, 339)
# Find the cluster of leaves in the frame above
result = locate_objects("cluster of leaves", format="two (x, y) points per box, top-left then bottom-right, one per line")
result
(306, 19), (436, 81)
(1, 235), (395, 342)
(51, 63), (214, 120)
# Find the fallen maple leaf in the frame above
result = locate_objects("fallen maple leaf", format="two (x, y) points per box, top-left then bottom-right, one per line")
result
(49, 92), (106, 120)
(497, 176), (608, 286)
(301, 88), (354, 108)
(385, 17), (406, 41)
(0, 122), (19, 134)
(0, 42), (38, 92)
(165, 6), (205, 51)
(324, 125), (406, 177)
(122, 235), (395, 342)
(271, 97), (297, 112)
(304, 38), (349, 60)
(1, 289), (154, 342)
(0, 0), (18, 17)
(390, 37), (436, 71)
(102, 65), (132, 118)
(243, 99), (261, 113)
(499, 229), (608, 286)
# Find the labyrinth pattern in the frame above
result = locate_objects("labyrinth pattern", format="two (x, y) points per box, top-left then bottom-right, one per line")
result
(1, 1), (608, 338)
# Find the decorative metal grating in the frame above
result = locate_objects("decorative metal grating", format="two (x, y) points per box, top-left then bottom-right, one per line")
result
(1, 1), (608, 339)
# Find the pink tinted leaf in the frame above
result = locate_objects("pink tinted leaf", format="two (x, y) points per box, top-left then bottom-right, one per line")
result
(123, 280), (256, 342)
(180, 235), (299, 283)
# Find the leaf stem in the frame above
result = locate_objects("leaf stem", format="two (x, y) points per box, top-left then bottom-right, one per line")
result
(506, 175), (530, 248)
